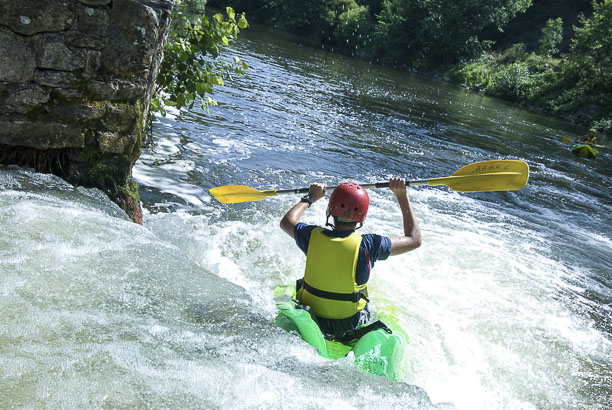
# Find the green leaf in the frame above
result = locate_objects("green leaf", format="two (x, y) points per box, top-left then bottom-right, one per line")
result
(238, 15), (248, 29)
(226, 7), (235, 22)
(152, 4), (249, 116)
(195, 82), (207, 96)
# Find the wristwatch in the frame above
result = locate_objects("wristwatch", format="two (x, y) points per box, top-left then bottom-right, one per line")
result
(300, 195), (312, 207)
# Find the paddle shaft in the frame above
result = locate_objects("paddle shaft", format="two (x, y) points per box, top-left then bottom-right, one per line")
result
(275, 180), (429, 195)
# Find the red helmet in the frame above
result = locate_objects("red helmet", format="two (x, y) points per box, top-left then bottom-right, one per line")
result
(327, 182), (369, 223)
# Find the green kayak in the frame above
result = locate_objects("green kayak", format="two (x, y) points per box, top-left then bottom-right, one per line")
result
(571, 143), (598, 159)
(274, 286), (406, 381)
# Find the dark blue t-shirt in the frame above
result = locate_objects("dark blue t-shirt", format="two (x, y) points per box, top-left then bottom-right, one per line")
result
(293, 222), (392, 285)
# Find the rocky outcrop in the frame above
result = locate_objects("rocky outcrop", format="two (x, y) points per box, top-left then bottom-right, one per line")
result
(0, 0), (174, 223)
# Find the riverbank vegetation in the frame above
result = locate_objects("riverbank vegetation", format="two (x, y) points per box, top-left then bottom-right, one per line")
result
(205, 0), (610, 135)
(151, 3), (248, 117)
(146, 2), (248, 147)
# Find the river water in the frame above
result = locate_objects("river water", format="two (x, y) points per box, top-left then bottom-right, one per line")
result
(2, 24), (611, 409)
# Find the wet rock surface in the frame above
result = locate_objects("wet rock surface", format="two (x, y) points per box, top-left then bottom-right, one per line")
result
(0, 0), (174, 223)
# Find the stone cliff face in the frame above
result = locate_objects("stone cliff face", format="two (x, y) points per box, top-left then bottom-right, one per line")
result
(0, 0), (174, 223)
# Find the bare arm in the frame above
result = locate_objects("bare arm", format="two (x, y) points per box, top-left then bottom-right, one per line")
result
(388, 177), (421, 256)
(280, 183), (326, 238)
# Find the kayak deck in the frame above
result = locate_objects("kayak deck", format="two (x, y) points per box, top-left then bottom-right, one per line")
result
(571, 143), (598, 159)
(274, 286), (406, 381)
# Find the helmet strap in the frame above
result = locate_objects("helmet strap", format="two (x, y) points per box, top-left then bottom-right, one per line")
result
(325, 214), (335, 229)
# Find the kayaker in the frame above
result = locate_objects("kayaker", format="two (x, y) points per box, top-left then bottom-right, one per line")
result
(280, 178), (421, 339)
(579, 129), (598, 146)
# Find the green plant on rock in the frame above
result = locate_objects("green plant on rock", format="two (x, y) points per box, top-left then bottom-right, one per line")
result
(534, 0), (612, 124)
(500, 43), (527, 64)
(330, 1), (374, 55)
(539, 18), (563, 57)
(563, 0), (611, 96)
(450, 53), (496, 88)
(152, 6), (249, 116)
(490, 61), (533, 102)
(592, 118), (611, 136)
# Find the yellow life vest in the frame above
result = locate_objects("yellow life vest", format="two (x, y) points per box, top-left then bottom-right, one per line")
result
(297, 227), (368, 319)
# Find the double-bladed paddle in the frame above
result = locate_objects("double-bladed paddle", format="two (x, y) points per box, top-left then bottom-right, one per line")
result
(209, 160), (529, 204)
(563, 136), (605, 148)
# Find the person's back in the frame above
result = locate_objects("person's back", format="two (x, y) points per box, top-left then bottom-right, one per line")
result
(280, 178), (421, 339)
(580, 129), (598, 146)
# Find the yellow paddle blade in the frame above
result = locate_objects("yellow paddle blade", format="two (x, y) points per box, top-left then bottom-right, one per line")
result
(562, 137), (572, 144)
(209, 185), (277, 204)
(429, 160), (529, 192)
(451, 159), (528, 177)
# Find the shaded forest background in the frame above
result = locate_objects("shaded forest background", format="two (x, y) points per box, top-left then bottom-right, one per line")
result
(204, 0), (610, 132)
